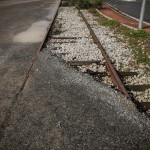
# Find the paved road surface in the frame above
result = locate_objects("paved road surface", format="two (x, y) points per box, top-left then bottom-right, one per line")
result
(0, 0), (60, 129)
(105, 0), (150, 23)
(1, 49), (150, 149)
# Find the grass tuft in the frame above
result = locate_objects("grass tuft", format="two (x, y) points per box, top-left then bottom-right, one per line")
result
(132, 48), (150, 66)
(124, 29), (150, 38)
(89, 8), (100, 16)
(67, 0), (103, 9)
(89, 8), (150, 70)
(99, 19), (120, 28)
(52, 21), (62, 35)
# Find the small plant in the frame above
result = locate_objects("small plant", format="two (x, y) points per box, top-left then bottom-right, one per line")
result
(132, 48), (150, 66)
(67, 0), (103, 9)
(99, 19), (120, 28)
(89, 8), (99, 16)
(77, 0), (92, 9)
(53, 29), (62, 35)
(119, 62), (123, 67)
(89, 6), (150, 69)
(52, 21), (62, 35)
(89, 0), (103, 8)
(67, 0), (77, 6)
(124, 29), (150, 38)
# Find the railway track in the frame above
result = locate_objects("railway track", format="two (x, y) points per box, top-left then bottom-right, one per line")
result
(47, 5), (150, 115)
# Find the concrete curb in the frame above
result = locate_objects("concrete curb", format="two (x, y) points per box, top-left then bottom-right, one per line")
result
(96, 9), (137, 30)
(106, 2), (150, 26)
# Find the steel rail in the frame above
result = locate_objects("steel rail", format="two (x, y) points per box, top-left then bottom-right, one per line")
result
(78, 8), (130, 97)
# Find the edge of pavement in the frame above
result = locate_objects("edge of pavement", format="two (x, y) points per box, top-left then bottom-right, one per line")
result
(98, 2), (150, 32)
(0, 0), (62, 142)
(106, 2), (150, 26)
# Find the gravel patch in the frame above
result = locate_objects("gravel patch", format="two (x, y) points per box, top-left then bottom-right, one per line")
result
(81, 9), (150, 102)
(48, 7), (150, 103)
(1, 49), (150, 149)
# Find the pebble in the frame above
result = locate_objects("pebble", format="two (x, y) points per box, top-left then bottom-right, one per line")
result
(49, 7), (150, 102)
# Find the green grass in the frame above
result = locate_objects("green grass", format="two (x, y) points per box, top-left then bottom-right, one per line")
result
(132, 48), (150, 66)
(89, 9), (120, 28)
(89, 8), (100, 16)
(124, 29), (150, 66)
(99, 19), (120, 28)
(52, 21), (62, 35)
(52, 29), (62, 35)
(89, 8), (150, 72)
(67, 0), (103, 9)
(124, 29), (150, 38)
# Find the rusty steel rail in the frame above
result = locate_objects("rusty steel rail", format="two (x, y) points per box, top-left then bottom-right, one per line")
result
(78, 9), (130, 97)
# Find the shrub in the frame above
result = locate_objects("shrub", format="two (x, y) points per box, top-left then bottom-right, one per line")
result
(89, 0), (102, 8)
(77, 0), (92, 9)
(67, 0), (77, 6)
(67, 0), (103, 9)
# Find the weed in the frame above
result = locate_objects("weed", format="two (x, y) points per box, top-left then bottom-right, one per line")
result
(132, 48), (150, 66)
(77, 11), (81, 16)
(67, 0), (103, 9)
(119, 62), (123, 67)
(89, 8), (150, 71)
(89, 0), (103, 8)
(89, 8), (100, 16)
(53, 29), (62, 35)
(52, 21), (62, 35)
(124, 29), (150, 38)
(67, 0), (79, 6)
(78, 0), (92, 9)
(99, 19), (120, 28)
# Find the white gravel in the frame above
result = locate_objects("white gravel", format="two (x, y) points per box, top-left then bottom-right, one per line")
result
(81, 10), (150, 102)
(50, 7), (106, 73)
(48, 7), (150, 102)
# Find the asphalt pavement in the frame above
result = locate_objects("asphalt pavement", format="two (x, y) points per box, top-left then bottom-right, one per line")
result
(1, 49), (150, 149)
(105, 0), (150, 23)
(0, 0), (60, 131)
